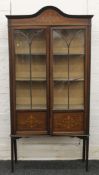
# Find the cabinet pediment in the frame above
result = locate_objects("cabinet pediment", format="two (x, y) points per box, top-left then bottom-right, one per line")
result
(6, 6), (93, 26)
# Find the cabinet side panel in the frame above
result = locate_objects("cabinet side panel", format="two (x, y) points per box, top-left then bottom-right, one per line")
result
(84, 24), (91, 135)
(8, 25), (16, 135)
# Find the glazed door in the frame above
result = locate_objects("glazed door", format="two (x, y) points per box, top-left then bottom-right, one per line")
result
(14, 27), (49, 135)
(50, 27), (86, 135)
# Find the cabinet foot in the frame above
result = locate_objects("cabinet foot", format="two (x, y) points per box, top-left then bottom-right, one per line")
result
(11, 138), (14, 172)
(85, 136), (89, 172)
(14, 139), (17, 163)
(82, 138), (86, 162)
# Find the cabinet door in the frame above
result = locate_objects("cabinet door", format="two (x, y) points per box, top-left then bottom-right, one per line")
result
(51, 27), (85, 134)
(14, 28), (49, 134)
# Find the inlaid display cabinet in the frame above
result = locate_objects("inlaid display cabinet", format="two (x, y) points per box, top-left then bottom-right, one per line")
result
(6, 6), (93, 172)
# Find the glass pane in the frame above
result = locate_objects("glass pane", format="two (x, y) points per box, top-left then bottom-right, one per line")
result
(53, 55), (68, 80)
(32, 82), (46, 109)
(53, 30), (68, 55)
(69, 55), (84, 80)
(16, 82), (30, 109)
(31, 30), (47, 109)
(14, 29), (47, 110)
(31, 30), (46, 80)
(15, 30), (30, 80)
(15, 30), (31, 109)
(52, 30), (68, 110)
(69, 30), (84, 81)
(69, 82), (84, 110)
(53, 82), (68, 110)
(16, 55), (30, 80)
(31, 30), (46, 54)
(69, 30), (84, 109)
(52, 29), (85, 110)
(69, 29), (84, 55)
(31, 55), (46, 80)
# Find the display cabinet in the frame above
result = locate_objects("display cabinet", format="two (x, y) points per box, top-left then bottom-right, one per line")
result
(6, 6), (93, 172)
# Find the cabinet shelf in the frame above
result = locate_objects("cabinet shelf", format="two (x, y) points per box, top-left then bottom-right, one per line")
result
(32, 105), (46, 110)
(16, 77), (46, 81)
(53, 53), (85, 56)
(69, 104), (84, 110)
(53, 104), (68, 110)
(16, 104), (30, 110)
(15, 53), (84, 56)
(53, 78), (84, 82)
(53, 104), (84, 110)
(15, 53), (46, 56)
(16, 104), (47, 110)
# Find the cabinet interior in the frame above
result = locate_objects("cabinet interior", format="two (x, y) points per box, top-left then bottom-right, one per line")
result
(15, 28), (85, 111)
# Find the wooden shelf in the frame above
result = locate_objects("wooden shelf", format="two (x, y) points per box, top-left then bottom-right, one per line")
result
(16, 77), (84, 82)
(15, 53), (46, 56)
(69, 104), (84, 110)
(53, 104), (84, 110)
(16, 104), (46, 110)
(53, 104), (68, 110)
(53, 53), (85, 56)
(15, 53), (85, 56)
(53, 78), (84, 82)
(16, 77), (46, 81)
(32, 105), (46, 110)
(16, 104), (31, 110)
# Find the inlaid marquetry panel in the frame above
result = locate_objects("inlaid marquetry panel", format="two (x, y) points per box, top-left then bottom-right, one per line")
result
(53, 112), (84, 133)
(16, 112), (47, 133)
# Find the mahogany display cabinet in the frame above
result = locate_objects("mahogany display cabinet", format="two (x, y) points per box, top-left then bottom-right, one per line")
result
(6, 6), (93, 172)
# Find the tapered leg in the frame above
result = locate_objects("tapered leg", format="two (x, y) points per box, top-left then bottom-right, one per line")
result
(82, 138), (86, 162)
(14, 139), (17, 163)
(11, 138), (14, 172)
(85, 136), (89, 172)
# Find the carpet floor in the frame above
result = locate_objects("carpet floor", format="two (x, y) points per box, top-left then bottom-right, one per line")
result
(0, 160), (99, 175)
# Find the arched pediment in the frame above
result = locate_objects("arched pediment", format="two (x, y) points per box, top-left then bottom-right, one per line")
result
(6, 6), (93, 26)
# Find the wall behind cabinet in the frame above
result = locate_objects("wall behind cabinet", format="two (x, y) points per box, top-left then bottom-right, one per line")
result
(0, 0), (99, 160)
